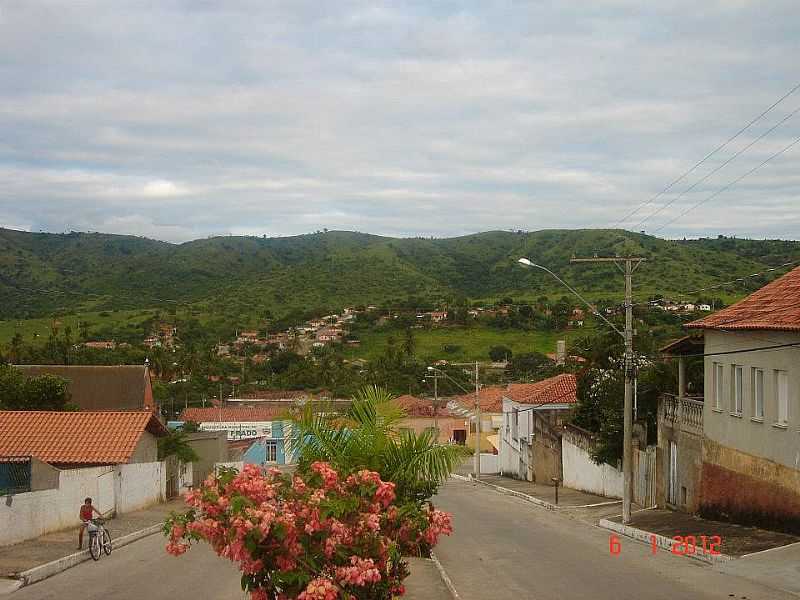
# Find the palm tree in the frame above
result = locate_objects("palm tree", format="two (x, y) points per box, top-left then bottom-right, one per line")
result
(289, 385), (466, 504)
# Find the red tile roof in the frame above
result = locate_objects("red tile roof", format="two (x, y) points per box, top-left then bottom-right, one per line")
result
(687, 266), (800, 332)
(394, 395), (455, 418)
(241, 390), (308, 400)
(450, 386), (507, 413)
(180, 406), (289, 422)
(505, 373), (578, 406)
(0, 411), (168, 466)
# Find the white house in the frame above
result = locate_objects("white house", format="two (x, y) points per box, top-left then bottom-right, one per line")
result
(499, 374), (578, 481)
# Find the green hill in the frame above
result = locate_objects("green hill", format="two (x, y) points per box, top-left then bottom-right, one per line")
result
(1, 228), (798, 325)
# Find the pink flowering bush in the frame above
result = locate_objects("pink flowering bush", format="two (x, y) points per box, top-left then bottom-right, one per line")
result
(164, 463), (451, 599)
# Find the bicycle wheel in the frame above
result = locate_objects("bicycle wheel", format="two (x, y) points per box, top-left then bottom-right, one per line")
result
(89, 533), (101, 561)
(102, 529), (112, 555)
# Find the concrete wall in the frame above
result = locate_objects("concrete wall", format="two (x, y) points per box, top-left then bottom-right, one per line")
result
(30, 457), (60, 492)
(561, 438), (623, 499)
(1, 461), (168, 546)
(480, 453), (499, 474)
(499, 399), (566, 482)
(115, 462), (165, 514)
(129, 432), (158, 464)
(0, 466), (113, 546)
(186, 431), (229, 487)
(700, 330), (800, 530)
(532, 436), (561, 485)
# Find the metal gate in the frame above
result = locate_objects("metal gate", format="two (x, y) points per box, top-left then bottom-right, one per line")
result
(634, 446), (657, 508)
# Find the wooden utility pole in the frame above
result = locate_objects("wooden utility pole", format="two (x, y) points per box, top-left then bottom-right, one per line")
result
(570, 257), (646, 524)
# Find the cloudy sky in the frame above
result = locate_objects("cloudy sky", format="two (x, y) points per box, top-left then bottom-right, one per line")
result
(1, 1), (799, 243)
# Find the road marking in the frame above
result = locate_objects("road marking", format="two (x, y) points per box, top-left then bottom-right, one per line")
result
(430, 552), (461, 600)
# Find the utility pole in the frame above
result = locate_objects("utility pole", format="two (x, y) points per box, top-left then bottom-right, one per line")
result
(474, 361), (481, 482)
(424, 371), (443, 437)
(571, 257), (645, 524)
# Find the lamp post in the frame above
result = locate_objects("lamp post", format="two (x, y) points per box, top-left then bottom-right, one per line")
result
(518, 257), (639, 524)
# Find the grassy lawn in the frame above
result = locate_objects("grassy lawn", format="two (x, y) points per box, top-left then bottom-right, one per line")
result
(343, 324), (594, 363)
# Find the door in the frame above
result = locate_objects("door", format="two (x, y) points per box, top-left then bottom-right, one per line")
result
(668, 441), (678, 505)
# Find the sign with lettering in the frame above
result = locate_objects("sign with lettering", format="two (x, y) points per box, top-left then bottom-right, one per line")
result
(199, 421), (273, 441)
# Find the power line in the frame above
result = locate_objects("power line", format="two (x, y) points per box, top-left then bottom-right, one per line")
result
(635, 105), (800, 231)
(651, 134), (800, 234)
(609, 81), (800, 229)
(658, 341), (800, 359)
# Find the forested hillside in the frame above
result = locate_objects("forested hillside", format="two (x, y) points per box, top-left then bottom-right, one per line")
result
(1, 227), (797, 321)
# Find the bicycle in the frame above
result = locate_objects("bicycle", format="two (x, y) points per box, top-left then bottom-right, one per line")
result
(87, 518), (113, 561)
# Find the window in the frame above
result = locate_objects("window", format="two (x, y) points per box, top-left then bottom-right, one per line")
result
(732, 365), (743, 414)
(264, 440), (278, 463)
(713, 363), (724, 410)
(752, 368), (764, 419)
(776, 370), (789, 425)
(511, 408), (519, 440)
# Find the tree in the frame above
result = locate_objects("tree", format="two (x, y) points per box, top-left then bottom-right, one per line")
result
(182, 420), (200, 433)
(157, 430), (199, 463)
(0, 365), (75, 411)
(289, 385), (466, 504)
(506, 352), (553, 380)
(488, 345), (512, 362)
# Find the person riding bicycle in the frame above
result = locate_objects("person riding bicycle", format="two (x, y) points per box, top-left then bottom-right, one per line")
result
(78, 497), (103, 550)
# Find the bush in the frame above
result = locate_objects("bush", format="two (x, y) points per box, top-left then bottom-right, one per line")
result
(164, 463), (452, 599)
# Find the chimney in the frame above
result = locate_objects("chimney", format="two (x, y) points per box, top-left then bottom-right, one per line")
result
(556, 340), (566, 366)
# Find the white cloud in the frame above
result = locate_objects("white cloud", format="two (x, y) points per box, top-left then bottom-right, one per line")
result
(0, 1), (798, 242)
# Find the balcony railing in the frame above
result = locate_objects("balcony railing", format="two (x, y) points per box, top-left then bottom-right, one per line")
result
(661, 394), (704, 436)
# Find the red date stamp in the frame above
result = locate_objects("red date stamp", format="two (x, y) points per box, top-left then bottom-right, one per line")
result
(609, 534), (722, 556)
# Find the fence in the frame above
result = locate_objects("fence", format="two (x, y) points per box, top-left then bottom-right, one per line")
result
(0, 456), (31, 496)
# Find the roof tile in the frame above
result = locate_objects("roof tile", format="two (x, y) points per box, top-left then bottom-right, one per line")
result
(504, 373), (577, 405)
(687, 266), (800, 332)
(0, 411), (166, 465)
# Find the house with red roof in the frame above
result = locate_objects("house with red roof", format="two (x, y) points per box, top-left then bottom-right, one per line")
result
(498, 373), (578, 481)
(394, 395), (468, 445)
(447, 385), (507, 453)
(684, 266), (800, 530)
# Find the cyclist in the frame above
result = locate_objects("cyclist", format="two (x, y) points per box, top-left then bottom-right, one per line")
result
(77, 497), (103, 550)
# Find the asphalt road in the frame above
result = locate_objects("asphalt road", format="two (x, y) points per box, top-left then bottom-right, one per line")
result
(14, 479), (795, 600)
(13, 533), (244, 600)
(433, 478), (795, 600)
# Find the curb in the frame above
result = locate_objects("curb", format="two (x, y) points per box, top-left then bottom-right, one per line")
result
(15, 523), (163, 588)
(598, 518), (735, 565)
(430, 552), (461, 600)
(451, 474), (556, 511)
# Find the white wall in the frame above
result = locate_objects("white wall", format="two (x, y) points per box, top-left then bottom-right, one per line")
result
(480, 453), (500, 474)
(214, 461), (244, 474)
(115, 462), (166, 513)
(0, 466), (113, 546)
(562, 438), (623, 499)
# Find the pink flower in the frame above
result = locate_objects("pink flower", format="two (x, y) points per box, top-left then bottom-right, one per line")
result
(298, 577), (339, 600)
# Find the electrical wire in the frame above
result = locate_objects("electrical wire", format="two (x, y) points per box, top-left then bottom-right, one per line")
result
(651, 134), (800, 234)
(609, 81), (800, 229)
(635, 105), (800, 231)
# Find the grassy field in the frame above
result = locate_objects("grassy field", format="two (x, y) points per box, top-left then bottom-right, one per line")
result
(0, 309), (155, 344)
(342, 324), (594, 363)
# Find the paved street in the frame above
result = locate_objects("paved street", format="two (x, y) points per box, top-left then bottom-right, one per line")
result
(433, 478), (797, 600)
(12, 534), (244, 600)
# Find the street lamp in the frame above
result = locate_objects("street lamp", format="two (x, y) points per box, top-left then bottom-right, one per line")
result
(518, 257), (634, 524)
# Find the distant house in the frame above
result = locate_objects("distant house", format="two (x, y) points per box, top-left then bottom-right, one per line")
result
(394, 394), (468, 444)
(180, 406), (292, 465)
(685, 266), (800, 530)
(83, 340), (117, 350)
(216, 344), (231, 357)
(13, 365), (155, 412)
(499, 374), (578, 481)
(699, 304), (712, 312)
(0, 410), (168, 468)
(429, 311), (448, 323)
(447, 386), (507, 451)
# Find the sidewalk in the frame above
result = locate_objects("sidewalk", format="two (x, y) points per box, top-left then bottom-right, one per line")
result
(604, 509), (800, 557)
(0, 498), (187, 578)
